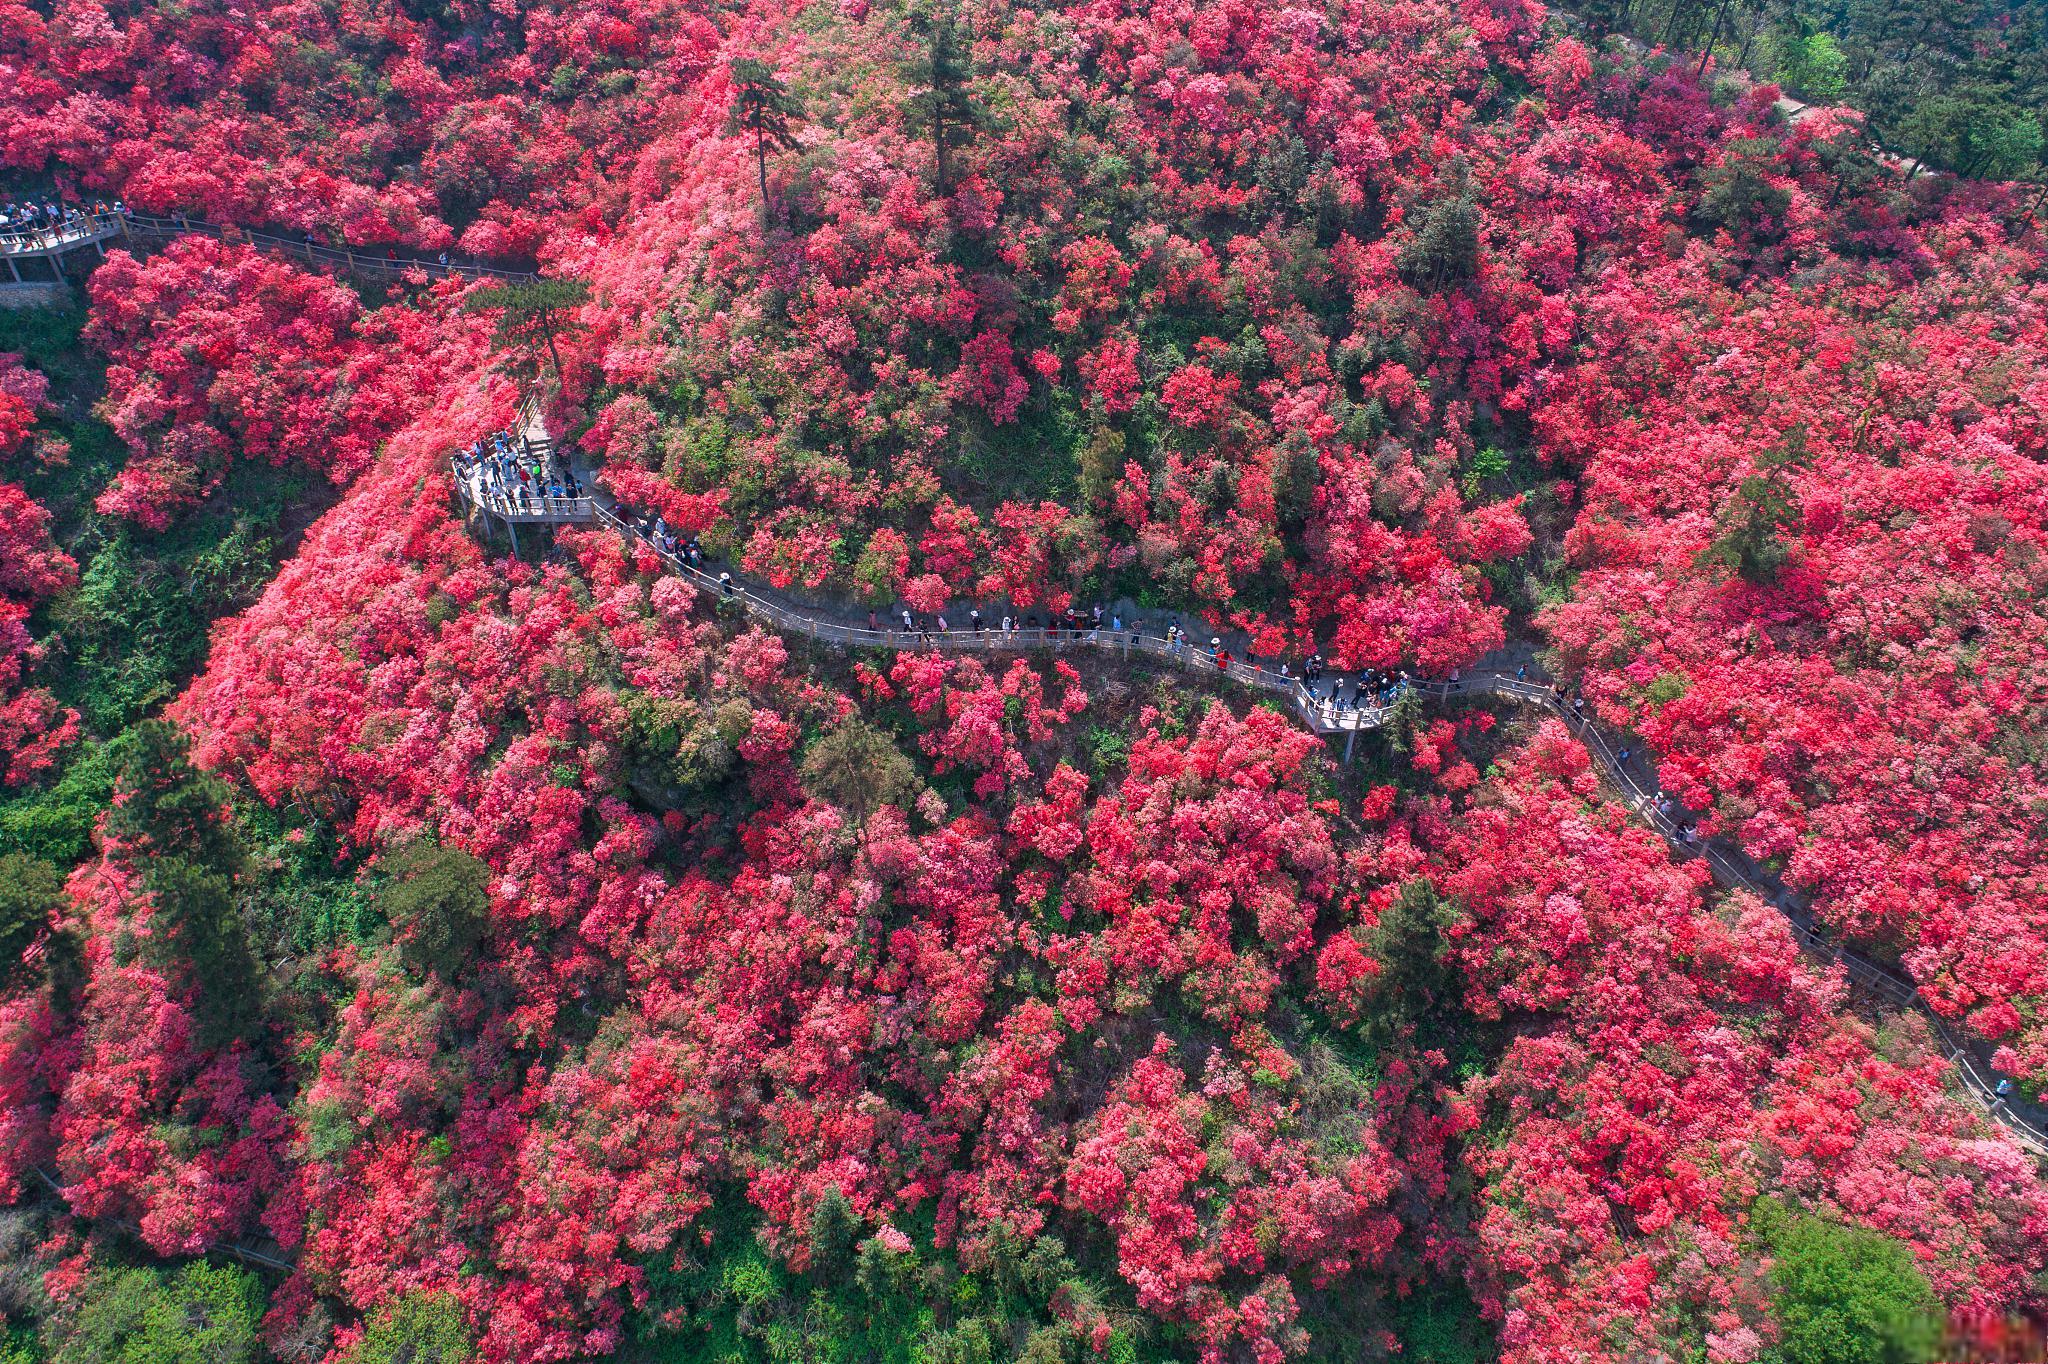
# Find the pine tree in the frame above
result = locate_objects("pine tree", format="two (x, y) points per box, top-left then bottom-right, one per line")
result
(1696, 425), (1809, 585)
(727, 57), (804, 214)
(105, 722), (261, 1044)
(904, 2), (980, 193)
(458, 277), (592, 381)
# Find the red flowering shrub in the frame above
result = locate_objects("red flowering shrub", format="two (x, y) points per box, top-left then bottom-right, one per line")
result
(7, 0), (2048, 1358)
(1535, 219), (2048, 1078)
(0, 357), (77, 784)
(85, 238), (470, 528)
(1441, 723), (2048, 1362)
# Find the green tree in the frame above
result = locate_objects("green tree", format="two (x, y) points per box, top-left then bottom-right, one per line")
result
(458, 277), (592, 380)
(904, 2), (981, 192)
(1076, 422), (1125, 507)
(106, 722), (261, 1043)
(1359, 878), (1467, 1052)
(105, 723), (239, 866)
(342, 1291), (473, 1364)
(1756, 1201), (1944, 1364)
(1396, 177), (1481, 290)
(1898, 93), (2044, 180)
(806, 1185), (861, 1279)
(1698, 137), (1794, 236)
(51, 1263), (261, 1364)
(800, 718), (921, 830)
(726, 58), (804, 214)
(377, 841), (493, 983)
(1697, 426), (1809, 585)
(0, 854), (64, 987)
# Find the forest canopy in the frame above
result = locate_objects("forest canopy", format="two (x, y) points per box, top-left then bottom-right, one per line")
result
(0, 0), (2045, 1362)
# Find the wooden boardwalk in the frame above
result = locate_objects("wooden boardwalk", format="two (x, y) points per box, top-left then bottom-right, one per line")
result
(447, 424), (2048, 1160)
(0, 209), (538, 283)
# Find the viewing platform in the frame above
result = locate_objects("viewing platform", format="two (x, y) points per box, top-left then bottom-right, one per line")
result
(449, 401), (596, 554)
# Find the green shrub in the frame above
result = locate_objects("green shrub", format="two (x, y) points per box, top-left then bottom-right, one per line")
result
(1645, 672), (1689, 708)
(0, 740), (114, 864)
(378, 841), (493, 982)
(50, 1263), (261, 1364)
(342, 1291), (472, 1364)
(1757, 1201), (1944, 1364)
(0, 854), (65, 986)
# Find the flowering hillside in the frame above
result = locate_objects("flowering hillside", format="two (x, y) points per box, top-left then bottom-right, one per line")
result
(1, 0), (2047, 1362)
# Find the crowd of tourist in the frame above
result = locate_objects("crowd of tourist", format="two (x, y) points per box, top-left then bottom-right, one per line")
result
(629, 515), (713, 573)
(454, 428), (582, 512)
(0, 196), (125, 252)
(607, 508), (1433, 716)
(867, 603), (1454, 717)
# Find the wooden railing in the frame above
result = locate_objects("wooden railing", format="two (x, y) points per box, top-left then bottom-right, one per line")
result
(0, 209), (538, 282)
(27, 1167), (297, 1273)
(551, 497), (2046, 1159)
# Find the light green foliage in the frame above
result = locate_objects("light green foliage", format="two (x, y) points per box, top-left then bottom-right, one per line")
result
(342, 1291), (473, 1364)
(48, 472), (309, 736)
(0, 739), (113, 864)
(622, 1196), (1164, 1364)
(1645, 671), (1689, 708)
(1756, 1201), (1944, 1364)
(49, 1263), (261, 1364)
(1460, 445), (1510, 500)
(621, 693), (747, 805)
(1085, 726), (1132, 777)
(1777, 29), (1849, 103)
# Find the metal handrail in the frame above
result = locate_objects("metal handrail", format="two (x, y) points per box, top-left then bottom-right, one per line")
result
(0, 209), (539, 281)
(442, 408), (2048, 1158)
(562, 497), (2048, 1158)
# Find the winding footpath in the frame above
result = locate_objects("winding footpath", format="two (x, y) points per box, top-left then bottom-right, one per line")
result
(455, 406), (2048, 1161)
(0, 207), (537, 283)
